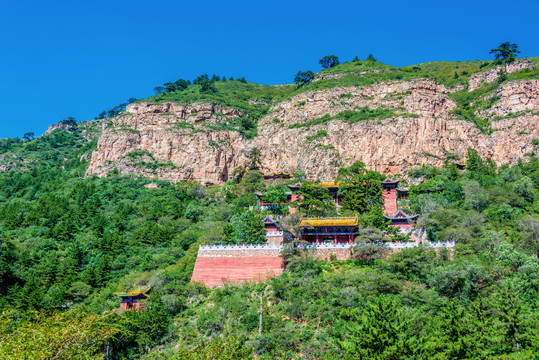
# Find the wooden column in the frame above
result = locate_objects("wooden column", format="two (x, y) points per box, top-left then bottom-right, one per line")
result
(334, 234), (337, 244)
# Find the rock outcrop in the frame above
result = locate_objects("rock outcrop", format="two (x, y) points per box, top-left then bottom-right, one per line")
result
(468, 61), (534, 91)
(487, 80), (539, 117)
(86, 78), (539, 183)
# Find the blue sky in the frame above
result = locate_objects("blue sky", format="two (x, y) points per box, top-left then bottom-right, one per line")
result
(1, 0), (538, 138)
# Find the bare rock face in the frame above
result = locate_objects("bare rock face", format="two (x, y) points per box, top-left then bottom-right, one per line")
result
(86, 79), (539, 183)
(86, 102), (254, 183)
(44, 123), (74, 135)
(468, 61), (534, 91)
(486, 80), (539, 117)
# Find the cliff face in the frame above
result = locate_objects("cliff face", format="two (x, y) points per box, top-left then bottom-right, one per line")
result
(86, 78), (539, 183)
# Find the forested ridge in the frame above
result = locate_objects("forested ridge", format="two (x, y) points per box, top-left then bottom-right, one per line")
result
(1, 114), (539, 358)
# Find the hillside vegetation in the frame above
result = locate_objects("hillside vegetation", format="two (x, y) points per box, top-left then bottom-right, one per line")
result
(114, 56), (539, 137)
(1, 51), (539, 358)
(0, 117), (539, 358)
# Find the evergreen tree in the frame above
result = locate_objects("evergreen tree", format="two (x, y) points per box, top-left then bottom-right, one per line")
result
(319, 55), (340, 69)
(248, 147), (261, 170)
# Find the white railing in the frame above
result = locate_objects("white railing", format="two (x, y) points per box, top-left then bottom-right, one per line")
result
(200, 244), (283, 251)
(266, 231), (284, 237)
(296, 243), (353, 249)
(199, 241), (455, 252)
(428, 241), (455, 248)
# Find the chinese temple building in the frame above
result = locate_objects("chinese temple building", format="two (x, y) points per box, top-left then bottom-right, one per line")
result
(299, 215), (359, 244)
(381, 179), (399, 215)
(397, 187), (409, 201)
(384, 209), (418, 229)
(115, 285), (151, 311)
(320, 182), (343, 205)
(264, 171), (291, 181)
(286, 182), (302, 192)
(456, 163), (466, 170)
(262, 215), (293, 245)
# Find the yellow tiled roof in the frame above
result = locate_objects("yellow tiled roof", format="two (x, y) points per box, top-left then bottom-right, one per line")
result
(300, 215), (358, 227)
(319, 181), (342, 187)
(115, 285), (151, 297)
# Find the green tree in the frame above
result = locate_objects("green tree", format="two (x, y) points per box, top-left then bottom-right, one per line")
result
(261, 186), (289, 214)
(293, 184), (335, 217)
(466, 147), (484, 173)
(319, 55), (340, 69)
(199, 79), (217, 93)
(0, 309), (118, 359)
(248, 147), (261, 170)
(294, 70), (314, 88)
(336, 296), (420, 359)
(175, 337), (254, 359)
(22, 132), (34, 140)
(489, 42), (520, 61)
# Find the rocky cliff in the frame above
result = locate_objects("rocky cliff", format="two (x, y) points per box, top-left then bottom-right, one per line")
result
(86, 76), (539, 183)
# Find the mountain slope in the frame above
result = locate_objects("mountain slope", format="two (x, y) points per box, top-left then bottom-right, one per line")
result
(86, 59), (539, 183)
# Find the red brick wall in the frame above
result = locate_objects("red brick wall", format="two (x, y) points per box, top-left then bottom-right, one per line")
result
(191, 257), (284, 287)
(383, 187), (397, 215)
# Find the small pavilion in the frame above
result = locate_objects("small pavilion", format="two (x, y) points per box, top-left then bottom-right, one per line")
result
(384, 209), (418, 229)
(264, 171), (291, 181)
(319, 182), (343, 205)
(115, 285), (151, 311)
(261, 214), (293, 245)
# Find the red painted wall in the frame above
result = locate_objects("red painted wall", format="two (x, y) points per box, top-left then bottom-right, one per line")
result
(383, 188), (398, 215)
(191, 257), (285, 287)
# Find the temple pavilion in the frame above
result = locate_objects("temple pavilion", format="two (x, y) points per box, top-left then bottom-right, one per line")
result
(384, 209), (418, 229)
(264, 171), (291, 181)
(319, 182), (343, 205)
(299, 215), (359, 244)
(115, 284), (151, 311)
(262, 214), (294, 245)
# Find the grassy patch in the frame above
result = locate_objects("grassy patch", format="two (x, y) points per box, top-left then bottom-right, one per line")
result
(289, 107), (417, 129)
(306, 130), (329, 142)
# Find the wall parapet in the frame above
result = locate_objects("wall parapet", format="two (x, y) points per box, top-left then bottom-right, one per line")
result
(200, 244), (283, 251)
(266, 231), (285, 237)
(199, 241), (455, 253)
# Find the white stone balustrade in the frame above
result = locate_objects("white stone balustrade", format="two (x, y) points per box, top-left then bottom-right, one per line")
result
(266, 231), (284, 237)
(199, 241), (455, 252)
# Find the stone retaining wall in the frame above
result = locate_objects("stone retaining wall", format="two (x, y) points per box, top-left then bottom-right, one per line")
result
(191, 242), (455, 287)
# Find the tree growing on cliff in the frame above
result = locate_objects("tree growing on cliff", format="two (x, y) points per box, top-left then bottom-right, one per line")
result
(490, 42), (520, 62)
(319, 55), (340, 69)
(294, 71), (314, 88)
(248, 148), (261, 171)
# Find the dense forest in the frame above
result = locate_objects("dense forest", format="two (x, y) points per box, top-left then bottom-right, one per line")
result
(0, 119), (538, 359)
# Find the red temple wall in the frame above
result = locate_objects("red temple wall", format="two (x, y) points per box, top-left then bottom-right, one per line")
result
(191, 257), (284, 287)
(383, 188), (398, 215)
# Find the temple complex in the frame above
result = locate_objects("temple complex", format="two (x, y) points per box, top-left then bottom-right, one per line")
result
(115, 285), (151, 311)
(189, 176), (447, 288)
(299, 215), (359, 244)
